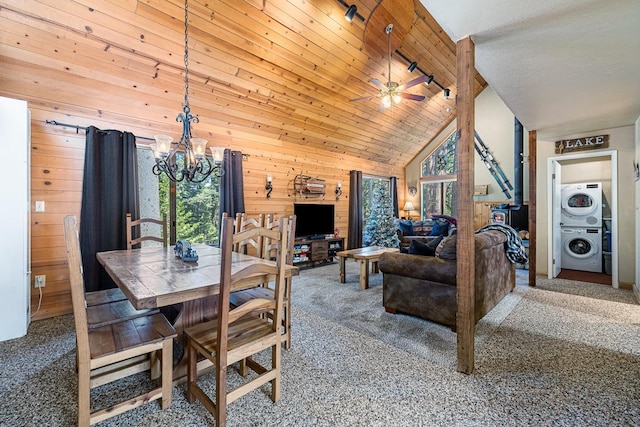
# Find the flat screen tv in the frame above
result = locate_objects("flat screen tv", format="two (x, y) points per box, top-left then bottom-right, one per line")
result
(293, 203), (335, 238)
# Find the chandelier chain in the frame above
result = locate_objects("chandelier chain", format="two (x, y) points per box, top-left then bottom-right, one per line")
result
(183, 0), (190, 109)
(151, 0), (224, 183)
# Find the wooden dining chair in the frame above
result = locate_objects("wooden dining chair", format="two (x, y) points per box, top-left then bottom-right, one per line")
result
(232, 213), (265, 257)
(84, 212), (164, 321)
(184, 215), (289, 426)
(126, 212), (168, 249)
(64, 215), (176, 427)
(229, 214), (297, 349)
(84, 212), (166, 308)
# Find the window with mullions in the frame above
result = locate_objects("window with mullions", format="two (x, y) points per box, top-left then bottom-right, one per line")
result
(420, 132), (458, 218)
(139, 148), (223, 246)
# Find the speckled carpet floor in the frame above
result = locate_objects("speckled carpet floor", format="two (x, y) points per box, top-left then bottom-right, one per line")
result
(1, 263), (638, 426)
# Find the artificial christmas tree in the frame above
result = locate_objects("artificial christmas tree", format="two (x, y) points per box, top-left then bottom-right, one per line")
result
(363, 185), (400, 248)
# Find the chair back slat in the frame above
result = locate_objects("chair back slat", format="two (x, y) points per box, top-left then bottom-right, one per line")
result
(233, 213), (266, 257)
(126, 212), (168, 249)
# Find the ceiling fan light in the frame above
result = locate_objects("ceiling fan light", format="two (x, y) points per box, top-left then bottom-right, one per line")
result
(382, 95), (392, 108)
(345, 5), (357, 22)
(393, 93), (402, 104)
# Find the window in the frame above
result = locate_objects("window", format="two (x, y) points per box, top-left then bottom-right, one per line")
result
(420, 132), (458, 218)
(139, 149), (223, 246)
(362, 176), (390, 227)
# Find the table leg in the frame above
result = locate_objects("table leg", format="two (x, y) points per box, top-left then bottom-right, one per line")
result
(360, 259), (369, 290)
(372, 260), (379, 274)
(171, 296), (219, 382)
(339, 256), (346, 283)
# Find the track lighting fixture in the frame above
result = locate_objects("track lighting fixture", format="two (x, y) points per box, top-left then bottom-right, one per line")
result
(338, 1), (365, 22)
(444, 88), (451, 99)
(345, 5), (357, 21)
(393, 50), (446, 91)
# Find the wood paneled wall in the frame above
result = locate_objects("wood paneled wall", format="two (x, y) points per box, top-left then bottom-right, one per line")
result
(26, 105), (402, 320)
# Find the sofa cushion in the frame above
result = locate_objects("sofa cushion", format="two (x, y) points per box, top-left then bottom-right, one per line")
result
(435, 234), (457, 259)
(408, 235), (443, 256)
(429, 220), (450, 236)
(397, 220), (414, 236)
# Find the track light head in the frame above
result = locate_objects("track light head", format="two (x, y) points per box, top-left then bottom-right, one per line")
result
(426, 75), (434, 84)
(407, 61), (417, 72)
(444, 88), (451, 99)
(345, 5), (357, 22)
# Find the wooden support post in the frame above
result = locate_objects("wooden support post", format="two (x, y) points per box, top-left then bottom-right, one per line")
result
(455, 36), (475, 374)
(528, 130), (537, 286)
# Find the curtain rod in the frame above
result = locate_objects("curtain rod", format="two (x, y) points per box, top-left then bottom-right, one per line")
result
(46, 120), (155, 141)
(45, 119), (250, 159)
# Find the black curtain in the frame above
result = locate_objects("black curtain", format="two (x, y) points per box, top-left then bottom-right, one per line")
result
(219, 149), (245, 224)
(347, 170), (363, 249)
(80, 126), (139, 292)
(390, 176), (399, 217)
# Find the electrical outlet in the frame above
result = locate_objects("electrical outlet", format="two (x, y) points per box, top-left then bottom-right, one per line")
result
(34, 275), (46, 288)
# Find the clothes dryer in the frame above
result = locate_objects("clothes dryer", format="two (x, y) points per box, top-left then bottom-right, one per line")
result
(561, 227), (602, 273)
(560, 182), (602, 227)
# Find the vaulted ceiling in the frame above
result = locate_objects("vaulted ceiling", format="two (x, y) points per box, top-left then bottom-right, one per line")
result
(0, 0), (487, 168)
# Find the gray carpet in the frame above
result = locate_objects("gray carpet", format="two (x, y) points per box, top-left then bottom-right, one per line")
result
(1, 262), (639, 426)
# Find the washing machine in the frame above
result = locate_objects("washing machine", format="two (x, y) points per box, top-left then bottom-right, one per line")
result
(560, 182), (602, 227)
(561, 227), (602, 272)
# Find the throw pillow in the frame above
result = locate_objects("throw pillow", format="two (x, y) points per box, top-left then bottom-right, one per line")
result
(398, 220), (414, 236)
(435, 235), (457, 259)
(408, 239), (436, 256)
(429, 220), (449, 236)
(407, 236), (443, 256)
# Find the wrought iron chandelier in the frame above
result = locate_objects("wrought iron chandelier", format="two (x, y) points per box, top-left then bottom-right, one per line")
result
(151, 0), (224, 183)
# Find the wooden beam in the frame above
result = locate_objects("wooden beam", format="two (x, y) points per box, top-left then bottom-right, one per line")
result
(455, 36), (475, 374)
(528, 130), (537, 286)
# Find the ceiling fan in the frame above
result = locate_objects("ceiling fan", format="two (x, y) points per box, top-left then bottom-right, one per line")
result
(350, 23), (430, 107)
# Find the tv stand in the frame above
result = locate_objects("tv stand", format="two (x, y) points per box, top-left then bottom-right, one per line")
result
(293, 236), (344, 267)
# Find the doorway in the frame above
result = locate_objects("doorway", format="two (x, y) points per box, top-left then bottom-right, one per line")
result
(547, 150), (618, 288)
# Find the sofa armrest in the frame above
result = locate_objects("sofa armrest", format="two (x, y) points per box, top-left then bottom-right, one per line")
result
(378, 252), (457, 286)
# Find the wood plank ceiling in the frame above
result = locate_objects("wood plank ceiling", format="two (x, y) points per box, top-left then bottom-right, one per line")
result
(1, 0), (486, 168)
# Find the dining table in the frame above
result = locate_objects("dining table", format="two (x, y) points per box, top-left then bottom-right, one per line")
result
(96, 243), (299, 381)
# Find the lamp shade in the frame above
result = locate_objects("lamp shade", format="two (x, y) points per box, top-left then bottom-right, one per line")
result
(403, 202), (415, 211)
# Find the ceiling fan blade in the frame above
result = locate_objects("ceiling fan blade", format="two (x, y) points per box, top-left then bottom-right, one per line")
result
(397, 74), (431, 91)
(349, 94), (377, 102)
(400, 92), (426, 101)
(369, 78), (387, 89)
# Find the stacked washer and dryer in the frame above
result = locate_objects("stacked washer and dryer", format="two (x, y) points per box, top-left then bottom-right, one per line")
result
(560, 182), (603, 273)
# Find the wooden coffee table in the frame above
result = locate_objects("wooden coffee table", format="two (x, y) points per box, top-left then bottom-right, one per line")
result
(336, 246), (399, 289)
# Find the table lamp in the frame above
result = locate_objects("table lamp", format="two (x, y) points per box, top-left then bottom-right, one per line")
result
(403, 201), (415, 220)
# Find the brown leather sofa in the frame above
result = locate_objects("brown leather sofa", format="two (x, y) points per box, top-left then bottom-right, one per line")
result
(378, 229), (515, 330)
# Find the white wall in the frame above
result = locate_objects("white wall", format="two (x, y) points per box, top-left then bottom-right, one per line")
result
(405, 86), (527, 205)
(635, 116), (640, 301)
